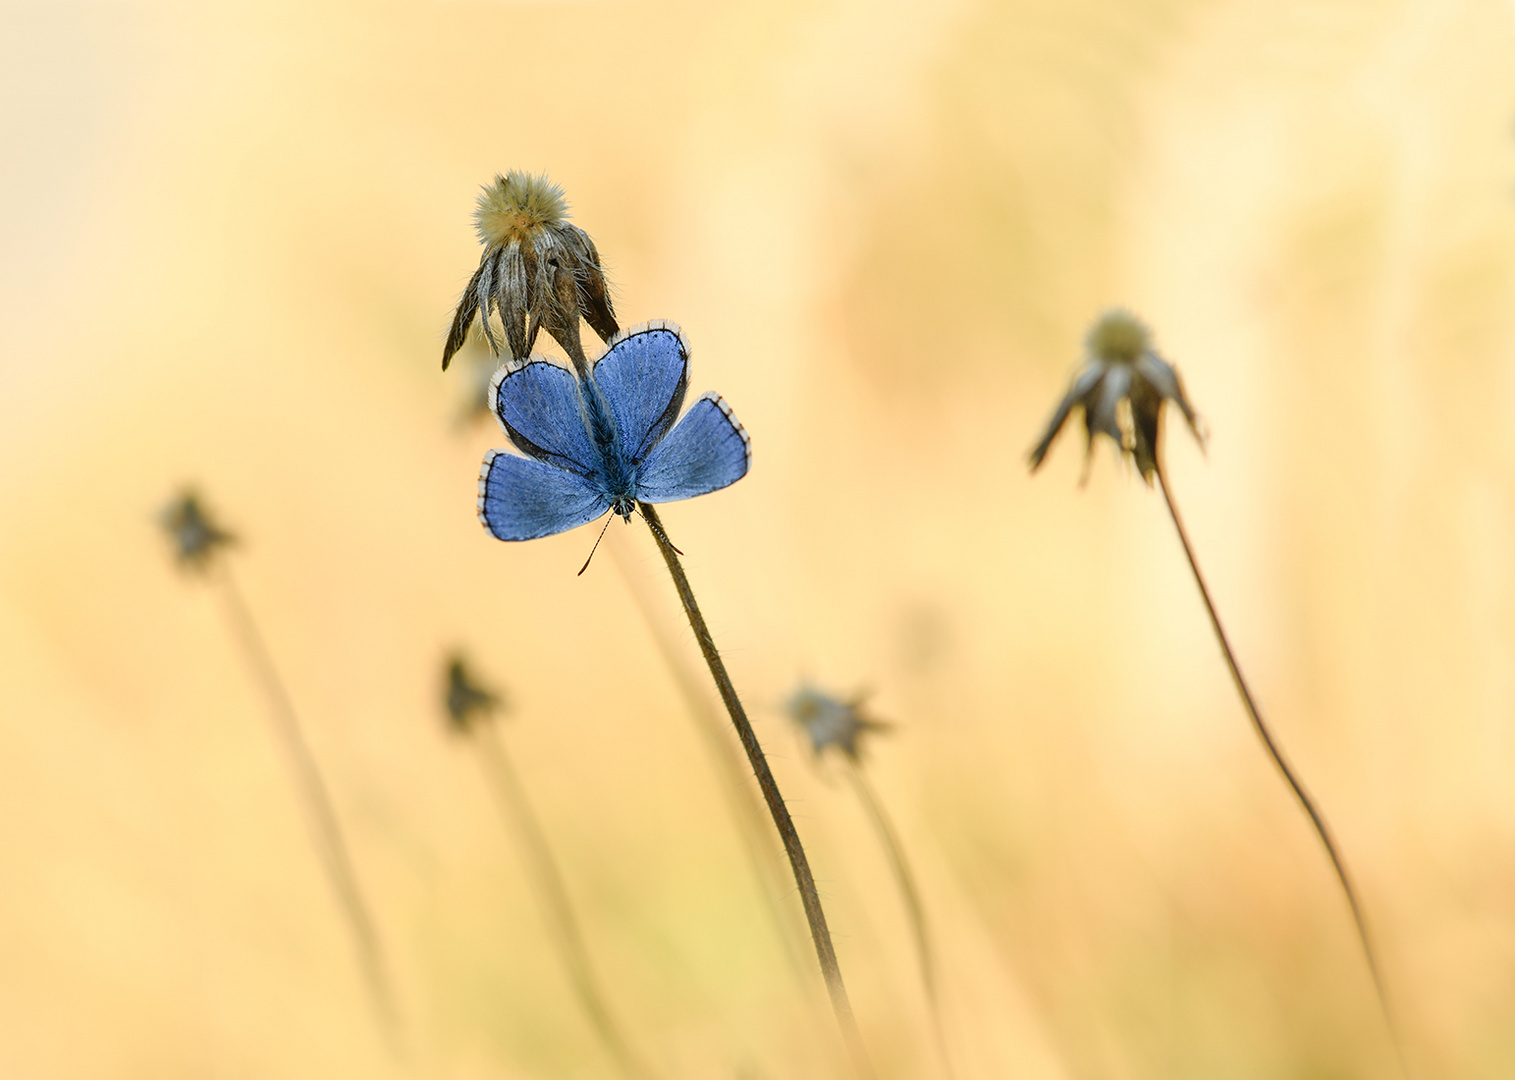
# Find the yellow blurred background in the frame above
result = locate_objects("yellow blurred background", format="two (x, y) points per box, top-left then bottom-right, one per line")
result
(1, 0), (1512, 1076)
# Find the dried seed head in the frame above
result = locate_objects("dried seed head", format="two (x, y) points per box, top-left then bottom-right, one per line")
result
(785, 684), (889, 761)
(1027, 308), (1205, 483)
(473, 172), (569, 248)
(444, 654), (503, 735)
(1086, 308), (1150, 365)
(442, 171), (620, 376)
(160, 488), (235, 572)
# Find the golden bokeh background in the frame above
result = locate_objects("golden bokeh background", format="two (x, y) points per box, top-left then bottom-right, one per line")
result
(1, 0), (1512, 1076)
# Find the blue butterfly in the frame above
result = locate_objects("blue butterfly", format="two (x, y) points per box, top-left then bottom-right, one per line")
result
(477, 321), (751, 541)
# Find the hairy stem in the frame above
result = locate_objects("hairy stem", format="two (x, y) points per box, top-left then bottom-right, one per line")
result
(638, 503), (875, 1080)
(608, 540), (816, 991)
(475, 724), (656, 1080)
(214, 567), (402, 1055)
(843, 760), (955, 1080)
(1154, 463), (1405, 1075)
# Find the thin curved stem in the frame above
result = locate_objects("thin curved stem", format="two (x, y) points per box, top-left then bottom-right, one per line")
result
(843, 760), (955, 1080)
(475, 724), (656, 1080)
(638, 503), (875, 1080)
(607, 540), (815, 992)
(1154, 463), (1405, 1075)
(214, 566), (403, 1056)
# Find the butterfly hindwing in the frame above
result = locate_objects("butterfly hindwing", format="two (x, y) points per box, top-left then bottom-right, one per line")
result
(592, 322), (690, 462)
(636, 393), (751, 503)
(478, 450), (612, 541)
(491, 361), (599, 475)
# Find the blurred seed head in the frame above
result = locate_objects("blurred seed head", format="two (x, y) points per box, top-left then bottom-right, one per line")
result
(444, 654), (504, 735)
(160, 488), (235, 573)
(785, 684), (889, 761)
(442, 171), (619, 375)
(1027, 308), (1206, 483)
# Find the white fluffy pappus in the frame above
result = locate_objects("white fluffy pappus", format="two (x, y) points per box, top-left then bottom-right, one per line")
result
(473, 170), (570, 248)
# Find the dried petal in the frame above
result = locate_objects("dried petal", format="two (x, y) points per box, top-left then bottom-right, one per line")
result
(442, 264), (484, 371)
(1086, 364), (1131, 449)
(1028, 363), (1103, 471)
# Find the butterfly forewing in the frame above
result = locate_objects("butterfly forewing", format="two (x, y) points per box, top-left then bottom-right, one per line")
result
(491, 361), (600, 475)
(592, 322), (690, 462)
(636, 393), (751, 503)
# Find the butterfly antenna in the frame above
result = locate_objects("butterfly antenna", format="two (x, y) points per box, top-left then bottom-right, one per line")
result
(633, 505), (683, 556)
(578, 515), (617, 577)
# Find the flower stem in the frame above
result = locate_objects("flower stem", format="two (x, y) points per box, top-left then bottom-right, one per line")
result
(213, 566), (403, 1056)
(475, 723), (657, 1080)
(607, 540), (816, 992)
(843, 759), (955, 1080)
(1154, 463), (1405, 1075)
(637, 503), (875, 1080)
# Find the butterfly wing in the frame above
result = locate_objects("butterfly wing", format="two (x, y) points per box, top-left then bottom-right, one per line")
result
(591, 321), (690, 462)
(635, 393), (751, 503)
(478, 450), (612, 541)
(490, 361), (599, 475)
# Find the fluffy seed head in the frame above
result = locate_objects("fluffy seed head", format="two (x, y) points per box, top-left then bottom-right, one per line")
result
(443, 171), (619, 372)
(1086, 308), (1150, 366)
(474, 172), (569, 249)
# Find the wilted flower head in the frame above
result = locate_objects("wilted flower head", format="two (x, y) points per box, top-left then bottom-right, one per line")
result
(785, 684), (889, 761)
(444, 654), (504, 735)
(1028, 309), (1205, 483)
(160, 488), (235, 572)
(442, 171), (619, 375)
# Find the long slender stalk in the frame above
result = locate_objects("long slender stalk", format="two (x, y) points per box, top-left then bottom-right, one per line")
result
(474, 723), (656, 1080)
(843, 760), (955, 1080)
(1154, 462), (1405, 1074)
(607, 540), (816, 990)
(637, 503), (875, 1080)
(213, 566), (402, 1054)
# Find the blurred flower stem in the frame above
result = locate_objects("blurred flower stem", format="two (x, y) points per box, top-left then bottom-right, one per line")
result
(785, 684), (953, 1080)
(472, 719), (657, 1080)
(841, 758), (954, 1080)
(213, 564), (402, 1055)
(606, 540), (815, 993)
(1154, 461), (1405, 1074)
(1029, 311), (1403, 1073)
(638, 502), (876, 1080)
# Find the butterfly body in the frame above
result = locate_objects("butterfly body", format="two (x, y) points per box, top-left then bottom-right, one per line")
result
(478, 322), (749, 541)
